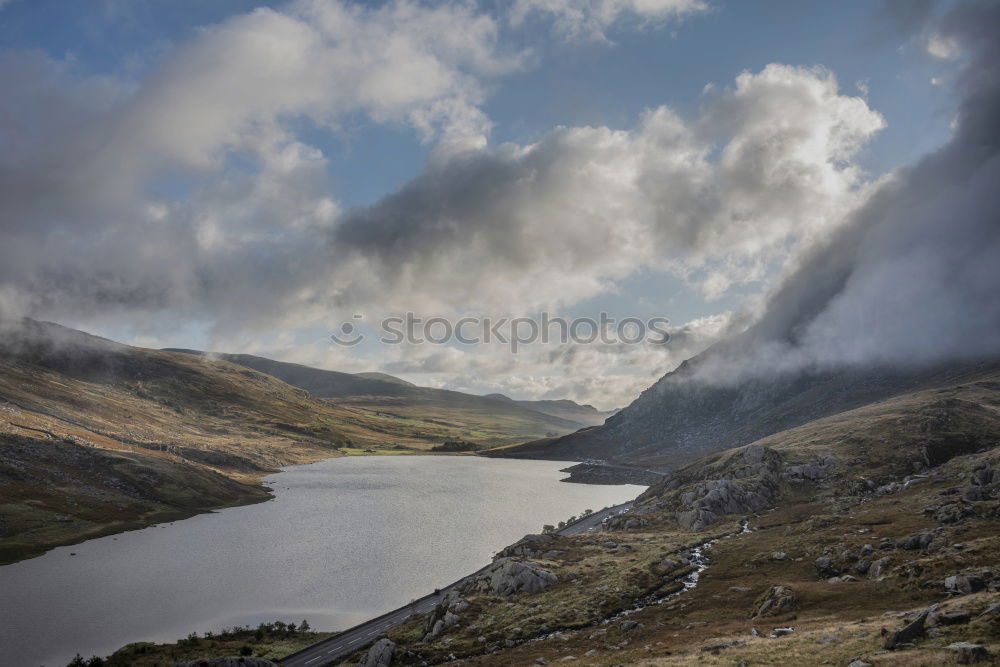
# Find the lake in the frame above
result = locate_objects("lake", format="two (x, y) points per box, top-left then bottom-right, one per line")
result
(0, 456), (644, 666)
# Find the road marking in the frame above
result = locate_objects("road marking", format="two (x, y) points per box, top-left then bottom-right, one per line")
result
(305, 656), (322, 664)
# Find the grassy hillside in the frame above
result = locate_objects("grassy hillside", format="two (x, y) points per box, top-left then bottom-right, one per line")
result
(169, 350), (587, 445)
(346, 369), (1000, 666)
(0, 319), (556, 563)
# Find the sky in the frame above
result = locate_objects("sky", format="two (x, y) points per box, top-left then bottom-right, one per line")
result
(0, 0), (986, 410)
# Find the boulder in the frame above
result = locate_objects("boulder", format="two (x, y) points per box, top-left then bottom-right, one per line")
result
(883, 605), (935, 649)
(945, 574), (986, 594)
(947, 642), (990, 664)
(701, 639), (746, 652)
(358, 638), (395, 667)
(869, 557), (891, 579)
(815, 556), (839, 577)
(466, 558), (558, 597)
(935, 610), (971, 625)
(901, 533), (934, 550)
(751, 585), (796, 618)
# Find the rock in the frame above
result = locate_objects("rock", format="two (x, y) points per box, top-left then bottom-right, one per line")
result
(496, 534), (556, 559)
(855, 560), (872, 575)
(817, 635), (839, 644)
(729, 586), (753, 593)
(358, 638), (395, 667)
(769, 627), (795, 638)
(947, 642), (990, 663)
(945, 574), (986, 594)
(936, 610), (971, 625)
(869, 557), (891, 579)
(467, 558), (558, 597)
(751, 585), (796, 618)
(177, 660), (278, 667)
(901, 533), (934, 550)
(660, 558), (680, 571)
(815, 557), (838, 577)
(883, 605), (935, 649)
(701, 639), (746, 652)
(534, 658), (549, 665)
(860, 544), (874, 556)
(962, 487), (990, 502)
(620, 620), (641, 631)
(583, 649), (599, 657)
(541, 550), (565, 560)
(847, 662), (873, 667)
(772, 552), (788, 560)
(936, 503), (973, 523)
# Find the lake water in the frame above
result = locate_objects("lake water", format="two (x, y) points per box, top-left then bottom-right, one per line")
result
(0, 456), (644, 666)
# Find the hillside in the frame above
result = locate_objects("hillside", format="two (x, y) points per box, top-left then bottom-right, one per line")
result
(487, 351), (1000, 474)
(168, 350), (587, 444)
(0, 319), (567, 564)
(338, 369), (1000, 666)
(483, 393), (615, 427)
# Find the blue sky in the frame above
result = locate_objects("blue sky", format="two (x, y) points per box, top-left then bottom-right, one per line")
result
(0, 0), (971, 407)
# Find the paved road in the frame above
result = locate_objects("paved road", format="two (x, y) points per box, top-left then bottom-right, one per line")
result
(280, 502), (633, 667)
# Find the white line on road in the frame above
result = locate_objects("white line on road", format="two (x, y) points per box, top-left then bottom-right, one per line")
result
(305, 656), (322, 664)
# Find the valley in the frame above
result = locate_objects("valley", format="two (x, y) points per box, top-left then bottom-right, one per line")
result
(0, 319), (598, 564)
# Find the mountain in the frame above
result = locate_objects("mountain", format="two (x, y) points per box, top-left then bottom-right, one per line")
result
(166, 350), (588, 443)
(487, 352), (1000, 472)
(0, 319), (577, 564)
(483, 393), (615, 427)
(354, 372), (416, 386)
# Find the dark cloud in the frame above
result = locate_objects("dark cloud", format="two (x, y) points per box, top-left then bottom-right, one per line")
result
(691, 0), (1000, 383)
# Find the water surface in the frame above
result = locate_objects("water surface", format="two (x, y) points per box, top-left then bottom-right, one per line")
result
(0, 456), (643, 666)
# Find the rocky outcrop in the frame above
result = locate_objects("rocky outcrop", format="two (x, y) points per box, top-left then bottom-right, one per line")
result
(495, 534), (557, 559)
(464, 558), (558, 597)
(883, 605), (935, 649)
(422, 590), (468, 641)
(751, 585), (796, 618)
(358, 638), (395, 667)
(640, 445), (784, 531)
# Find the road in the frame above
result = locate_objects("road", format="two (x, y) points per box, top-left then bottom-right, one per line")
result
(280, 501), (633, 667)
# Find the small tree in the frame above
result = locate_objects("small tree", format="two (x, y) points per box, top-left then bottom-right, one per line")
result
(542, 524), (555, 534)
(300, 619), (311, 633)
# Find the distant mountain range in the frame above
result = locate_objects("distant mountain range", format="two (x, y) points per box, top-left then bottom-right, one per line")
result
(165, 350), (597, 438)
(483, 393), (615, 427)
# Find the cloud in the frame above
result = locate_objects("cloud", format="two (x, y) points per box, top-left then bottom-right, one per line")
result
(509, 0), (708, 42)
(332, 64), (884, 312)
(687, 0), (1000, 384)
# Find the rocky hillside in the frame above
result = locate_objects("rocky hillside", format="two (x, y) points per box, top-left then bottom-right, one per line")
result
(340, 369), (1000, 666)
(490, 351), (1000, 472)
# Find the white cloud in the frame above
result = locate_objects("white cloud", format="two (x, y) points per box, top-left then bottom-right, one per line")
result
(509, 0), (708, 42)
